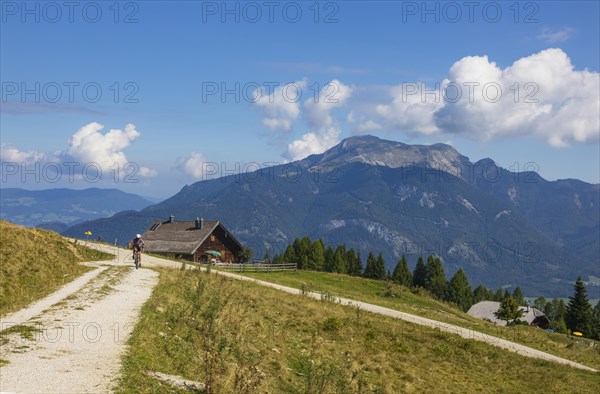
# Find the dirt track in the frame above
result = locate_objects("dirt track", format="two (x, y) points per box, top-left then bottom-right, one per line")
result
(0, 258), (157, 393)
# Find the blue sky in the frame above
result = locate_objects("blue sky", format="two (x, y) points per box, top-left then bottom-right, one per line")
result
(1, 1), (599, 198)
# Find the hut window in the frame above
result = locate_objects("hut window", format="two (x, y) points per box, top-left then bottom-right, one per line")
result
(210, 235), (216, 241)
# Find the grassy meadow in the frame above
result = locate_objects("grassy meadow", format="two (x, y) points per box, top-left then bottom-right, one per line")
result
(117, 267), (600, 393)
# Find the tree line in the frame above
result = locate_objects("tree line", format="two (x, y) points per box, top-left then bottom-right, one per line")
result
(271, 237), (600, 339)
(271, 236), (520, 312)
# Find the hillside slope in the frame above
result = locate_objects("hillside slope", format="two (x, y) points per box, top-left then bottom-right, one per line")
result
(0, 220), (112, 315)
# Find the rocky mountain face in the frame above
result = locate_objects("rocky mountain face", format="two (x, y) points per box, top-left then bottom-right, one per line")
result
(63, 136), (600, 297)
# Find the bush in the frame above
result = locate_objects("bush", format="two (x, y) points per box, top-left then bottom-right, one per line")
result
(322, 317), (342, 333)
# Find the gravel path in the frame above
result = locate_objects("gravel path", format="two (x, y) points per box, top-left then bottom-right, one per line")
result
(0, 266), (107, 328)
(85, 242), (597, 373)
(0, 260), (158, 393)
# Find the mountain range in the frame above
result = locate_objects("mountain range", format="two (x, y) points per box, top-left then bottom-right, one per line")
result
(62, 136), (599, 297)
(0, 188), (153, 232)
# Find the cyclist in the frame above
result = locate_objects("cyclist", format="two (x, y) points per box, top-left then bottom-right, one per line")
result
(131, 233), (145, 267)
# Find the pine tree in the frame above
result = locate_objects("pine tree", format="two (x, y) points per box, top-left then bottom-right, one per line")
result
(503, 289), (511, 300)
(283, 244), (297, 266)
(545, 298), (568, 333)
(308, 239), (325, 271)
(473, 285), (488, 304)
(355, 251), (363, 276)
(512, 286), (525, 306)
(591, 302), (600, 340)
(412, 256), (426, 288)
(323, 246), (335, 272)
(447, 269), (474, 311)
(364, 252), (377, 279)
(346, 248), (357, 276)
(391, 255), (412, 287)
(333, 246), (347, 274)
(375, 253), (387, 280)
(533, 296), (547, 312)
(424, 256), (447, 299)
(297, 236), (312, 270)
(566, 277), (593, 336)
(494, 296), (523, 325)
(494, 288), (504, 301)
(555, 299), (568, 333)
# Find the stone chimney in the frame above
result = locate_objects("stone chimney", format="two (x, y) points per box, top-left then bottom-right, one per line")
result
(169, 215), (174, 223)
(195, 217), (204, 229)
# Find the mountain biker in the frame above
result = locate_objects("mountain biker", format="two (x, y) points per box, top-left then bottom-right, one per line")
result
(131, 234), (145, 266)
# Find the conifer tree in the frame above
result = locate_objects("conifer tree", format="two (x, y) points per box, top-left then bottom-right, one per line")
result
(533, 296), (547, 312)
(333, 246), (347, 274)
(566, 277), (593, 335)
(323, 246), (335, 272)
(391, 255), (412, 287)
(345, 248), (356, 275)
(374, 252), (387, 280)
(512, 286), (525, 306)
(364, 252), (377, 279)
(494, 288), (504, 301)
(424, 256), (447, 299)
(283, 244), (297, 266)
(412, 256), (427, 287)
(591, 302), (600, 340)
(355, 250), (363, 276)
(473, 285), (488, 304)
(447, 269), (473, 311)
(307, 239), (325, 271)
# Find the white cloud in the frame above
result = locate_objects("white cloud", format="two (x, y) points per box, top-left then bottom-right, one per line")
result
(253, 80), (306, 132)
(286, 80), (354, 160)
(66, 122), (156, 176)
(0, 145), (46, 163)
(375, 48), (599, 147)
(179, 151), (208, 179)
(356, 119), (382, 132)
(346, 110), (356, 123)
(1, 122), (156, 182)
(536, 27), (574, 43)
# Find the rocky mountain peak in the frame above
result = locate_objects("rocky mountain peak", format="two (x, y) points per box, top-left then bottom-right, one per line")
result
(306, 135), (471, 177)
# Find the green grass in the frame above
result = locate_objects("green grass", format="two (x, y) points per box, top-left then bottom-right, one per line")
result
(117, 268), (599, 393)
(218, 269), (600, 371)
(0, 323), (42, 344)
(0, 220), (113, 316)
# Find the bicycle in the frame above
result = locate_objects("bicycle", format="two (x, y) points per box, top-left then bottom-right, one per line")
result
(133, 248), (141, 269)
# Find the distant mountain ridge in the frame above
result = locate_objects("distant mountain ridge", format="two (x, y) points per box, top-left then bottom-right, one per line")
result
(0, 188), (154, 228)
(63, 136), (600, 297)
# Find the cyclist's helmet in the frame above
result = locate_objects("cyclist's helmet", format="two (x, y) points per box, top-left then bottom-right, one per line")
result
(136, 234), (141, 238)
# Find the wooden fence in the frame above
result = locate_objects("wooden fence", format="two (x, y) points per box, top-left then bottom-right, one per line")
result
(213, 262), (297, 272)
